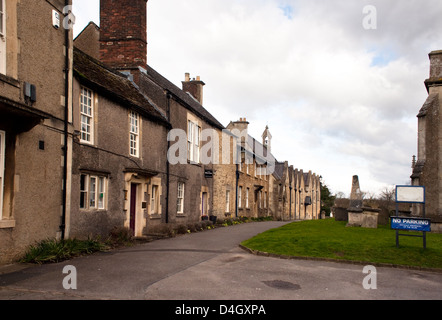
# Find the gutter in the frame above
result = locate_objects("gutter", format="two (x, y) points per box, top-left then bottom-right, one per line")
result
(60, 1), (71, 240)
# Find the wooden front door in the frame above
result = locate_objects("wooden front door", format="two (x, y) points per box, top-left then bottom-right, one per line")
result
(130, 183), (137, 235)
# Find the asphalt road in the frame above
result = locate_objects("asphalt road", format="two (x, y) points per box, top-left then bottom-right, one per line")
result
(0, 221), (441, 302)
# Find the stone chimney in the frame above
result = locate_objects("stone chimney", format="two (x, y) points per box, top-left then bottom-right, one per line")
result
(182, 73), (205, 105)
(99, 0), (148, 70)
(226, 117), (249, 151)
(425, 50), (442, 91)
(429, 50), (442, 80)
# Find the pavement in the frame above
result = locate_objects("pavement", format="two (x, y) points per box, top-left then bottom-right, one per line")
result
(0, 220), (441, 302)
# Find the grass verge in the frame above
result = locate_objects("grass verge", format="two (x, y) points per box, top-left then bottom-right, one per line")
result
(241, 219), (442, 269)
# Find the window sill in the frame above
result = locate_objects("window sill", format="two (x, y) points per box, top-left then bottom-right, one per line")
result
(0, 73), (20, 88)
(0, 219), (16, 229)
(187, 160), (202, 167)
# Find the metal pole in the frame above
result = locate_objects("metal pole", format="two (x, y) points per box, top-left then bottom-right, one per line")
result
(423, 203), (426, 249)
(395, 202), (399, 248)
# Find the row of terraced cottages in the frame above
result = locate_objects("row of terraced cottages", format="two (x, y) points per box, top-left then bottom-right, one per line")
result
(0, 0), (321, 264)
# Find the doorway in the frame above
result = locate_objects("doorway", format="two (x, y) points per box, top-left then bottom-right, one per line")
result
(129, 183), (137, 235)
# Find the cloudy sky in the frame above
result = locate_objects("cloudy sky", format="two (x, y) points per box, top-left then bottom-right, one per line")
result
(72, 0), (442, 197)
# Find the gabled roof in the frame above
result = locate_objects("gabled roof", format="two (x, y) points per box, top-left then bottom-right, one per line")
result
(140, 65), (225, 130)
(73, 47), (170, 127)
(417, 93), (439, 118)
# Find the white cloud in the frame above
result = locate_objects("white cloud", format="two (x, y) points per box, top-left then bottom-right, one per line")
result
(73, 0), (442, 196)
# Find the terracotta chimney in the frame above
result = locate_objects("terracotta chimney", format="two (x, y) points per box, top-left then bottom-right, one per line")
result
(99, 0), (148, 70)
(182, 73), (205, 105)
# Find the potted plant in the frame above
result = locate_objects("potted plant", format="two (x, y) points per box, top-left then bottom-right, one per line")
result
(201, 215), (208, 221)
(209, 215), (217, 223)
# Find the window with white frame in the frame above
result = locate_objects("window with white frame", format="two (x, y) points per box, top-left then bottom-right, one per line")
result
(226, 190), (230, 213)
(264, 192), (267, 208)
(80, 87), (94, 144)
(129, 111), (139, 157)
(0, 0), (5, 75)
(80, 174), (107, 210)
(187, 120), (201, 163)
(0, 131), (5, 218)
(151, 184), (159, 214)
(177, 182), (184, 214)
(246, 188), (249, 208)
(238, 186), (242, 208)
(0, 0), (4, 37)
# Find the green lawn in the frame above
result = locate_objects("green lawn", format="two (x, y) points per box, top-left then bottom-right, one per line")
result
(241, 219), (442, 269)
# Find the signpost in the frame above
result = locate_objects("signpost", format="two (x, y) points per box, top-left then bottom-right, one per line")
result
(391, 186), (430, 249)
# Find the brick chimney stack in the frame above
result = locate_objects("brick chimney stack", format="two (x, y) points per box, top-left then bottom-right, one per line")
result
(99, 0), (148, 70)
(182, 73), (205, 105)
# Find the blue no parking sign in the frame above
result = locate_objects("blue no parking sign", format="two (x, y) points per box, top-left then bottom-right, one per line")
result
(391, 217), (431, 232)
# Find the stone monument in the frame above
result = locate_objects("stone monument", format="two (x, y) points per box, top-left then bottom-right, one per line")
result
(346, 175), (380, 228)
(347, 175), (363, 227)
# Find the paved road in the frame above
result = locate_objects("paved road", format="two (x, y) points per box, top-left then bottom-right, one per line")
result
(0, 221), (441, 301)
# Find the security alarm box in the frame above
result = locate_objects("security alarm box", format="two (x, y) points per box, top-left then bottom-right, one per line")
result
(52, 10), (60, 29)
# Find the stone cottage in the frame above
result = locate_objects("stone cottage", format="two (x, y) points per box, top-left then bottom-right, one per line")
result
(223, 118), (273, 219)
(75, 0), (228, 227)
(70, 45), (170, 238)
(0, 0), (74, 264)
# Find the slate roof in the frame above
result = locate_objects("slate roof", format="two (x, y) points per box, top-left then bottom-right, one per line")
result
(73, 47), (170, 127)
(140, 64), (225, 130)
(273, 162), (285, 180)
(417, 93), (439, 118)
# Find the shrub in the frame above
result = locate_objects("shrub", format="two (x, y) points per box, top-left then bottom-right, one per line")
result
(149, 224), (175, 237)
(187, 222), (197, 233)
(21, 238), (107, 264)
(175, 224), (188, 234)
(108, 226), (133, 245)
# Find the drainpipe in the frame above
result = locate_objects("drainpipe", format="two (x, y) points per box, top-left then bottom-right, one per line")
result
(165, 92), (171, 224)
(235, 163), (239, 218)
(60, 1), (71, 240)
(289, 185), (292, 220)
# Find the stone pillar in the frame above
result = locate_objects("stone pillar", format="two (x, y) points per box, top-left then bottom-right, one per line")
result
(347, 175), (363, 227)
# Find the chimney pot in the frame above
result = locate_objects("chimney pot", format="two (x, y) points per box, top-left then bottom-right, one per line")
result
(185, 73), (190, 82)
